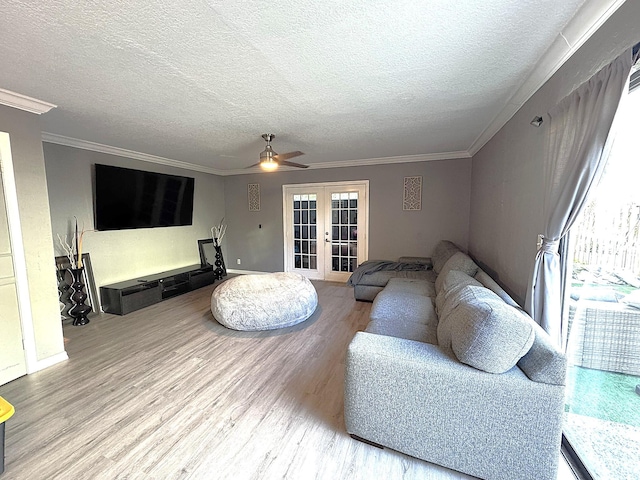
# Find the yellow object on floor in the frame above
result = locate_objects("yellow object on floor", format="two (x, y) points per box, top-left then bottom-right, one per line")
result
(0, 397), (14, 423)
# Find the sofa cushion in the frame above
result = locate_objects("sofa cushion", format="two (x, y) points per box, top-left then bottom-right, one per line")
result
(431, 240), (462, 274)
(371, 290), (437, 325)
(383, 278), (435, 297)
(435, 252), (479, 294)
(474, 270), (520, 308)
(435, 270), (483, 317)
(446, 287), (535, 374)
(437, 284), (496, 348)
(365, 318), (437, 344)
(517, 318), (567, 385)
(356, 269), (437, 287)
(354, 284), (385, 302)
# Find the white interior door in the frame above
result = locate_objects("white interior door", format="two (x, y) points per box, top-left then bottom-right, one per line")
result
(283, 181), (368, 282)
(284, 186), (324, 280)
(323, 185), (367, 282)
(0, 161), (27, 386)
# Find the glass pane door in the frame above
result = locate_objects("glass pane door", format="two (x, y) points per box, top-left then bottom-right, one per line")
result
(323, 186), (366, 283)
(292, 193), (318, 272)
(329, 192), (358, 274)
(283, 182), (368, 282)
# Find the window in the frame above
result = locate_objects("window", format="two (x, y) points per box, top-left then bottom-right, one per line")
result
(563, 67), (640, 480)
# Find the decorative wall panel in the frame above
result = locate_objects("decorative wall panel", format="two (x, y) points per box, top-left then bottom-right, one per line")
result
(403, 176), (422, 211)
(248, 183), (260, 211)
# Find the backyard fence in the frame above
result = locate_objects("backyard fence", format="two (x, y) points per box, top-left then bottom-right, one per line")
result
(572, 202), (640, 276)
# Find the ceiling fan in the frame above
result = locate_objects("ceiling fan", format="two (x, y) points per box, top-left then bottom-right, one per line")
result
(248, 134), (307, 171)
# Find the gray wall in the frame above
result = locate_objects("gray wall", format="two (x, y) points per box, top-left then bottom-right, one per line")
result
(469, 0), (640, 305)
(223, 159), (471, 273)
(44, 143), (225, 288)
(0, 105), (65, 362)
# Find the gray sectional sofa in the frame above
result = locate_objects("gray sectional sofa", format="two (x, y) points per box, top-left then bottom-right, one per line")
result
(344, 241), (567, 480)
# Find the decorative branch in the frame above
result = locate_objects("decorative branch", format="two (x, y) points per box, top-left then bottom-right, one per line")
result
(211, 218), (227, 247)
(57, 217), (87, 269)
(75, 217), (85, 268)
(57, 233), (77, 269)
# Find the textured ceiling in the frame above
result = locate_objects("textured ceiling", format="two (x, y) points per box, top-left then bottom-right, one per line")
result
(0, 0), (620, 173)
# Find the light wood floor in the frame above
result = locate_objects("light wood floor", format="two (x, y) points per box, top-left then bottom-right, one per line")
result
(0, 280), (574, 480)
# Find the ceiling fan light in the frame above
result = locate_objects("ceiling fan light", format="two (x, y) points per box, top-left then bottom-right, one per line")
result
(247, 133), (305, 171)
(260, 159), (278, 171)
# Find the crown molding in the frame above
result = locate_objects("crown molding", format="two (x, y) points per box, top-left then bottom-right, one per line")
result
(0, 88), (56, 114)
(41, 132), (471, 176)
(467, 0), (626, 156)
(223, 150), (472, 176)
(41, 133), (226, 175)
(307, 151), (472, 169)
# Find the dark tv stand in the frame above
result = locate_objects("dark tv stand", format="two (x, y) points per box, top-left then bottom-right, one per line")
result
(100, 264), (216, 315)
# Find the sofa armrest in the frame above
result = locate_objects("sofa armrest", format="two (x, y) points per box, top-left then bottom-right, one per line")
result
(345, 332), (564, 480)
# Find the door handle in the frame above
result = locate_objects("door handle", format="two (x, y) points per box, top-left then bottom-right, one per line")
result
(325, 239), (330, 243)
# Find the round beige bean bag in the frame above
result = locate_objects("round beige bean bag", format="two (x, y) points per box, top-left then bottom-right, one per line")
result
(211, 272), (318, 331)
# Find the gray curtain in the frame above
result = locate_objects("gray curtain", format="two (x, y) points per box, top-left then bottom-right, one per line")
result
(525, 48), (634, 347)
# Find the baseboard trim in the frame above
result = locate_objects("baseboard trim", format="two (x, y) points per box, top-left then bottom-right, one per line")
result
(226, 269), (271, 275)
(27, 351), (69, 374)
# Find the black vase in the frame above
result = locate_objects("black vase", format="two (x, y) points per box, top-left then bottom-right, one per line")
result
(67, 267), (91, 326)
(214, 245), (227, 279)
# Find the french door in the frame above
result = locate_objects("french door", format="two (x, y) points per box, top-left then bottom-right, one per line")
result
(283, 181), (368, 282)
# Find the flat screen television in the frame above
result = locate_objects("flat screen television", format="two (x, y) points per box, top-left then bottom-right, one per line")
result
(94, 164), (195, 231)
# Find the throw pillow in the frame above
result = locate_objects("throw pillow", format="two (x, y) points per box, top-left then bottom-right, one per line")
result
(447, 287), (535, 374)
(437, 284), (495, 348)
(571, 286), (623, 303)
(435, 270), (482, 316)
(431, 240), (462, 274)
(474, 270), (520, 308)
(435, 252), (479, 294)
(517, 316), (567, 386)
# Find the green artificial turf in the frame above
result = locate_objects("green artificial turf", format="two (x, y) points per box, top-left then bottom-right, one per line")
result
(565, 366), (640, 427)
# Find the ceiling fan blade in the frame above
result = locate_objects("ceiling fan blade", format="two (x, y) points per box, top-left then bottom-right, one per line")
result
(279, 160), (309, 169)
(274, 151), (304, 161)
(246, 162), (262, 168)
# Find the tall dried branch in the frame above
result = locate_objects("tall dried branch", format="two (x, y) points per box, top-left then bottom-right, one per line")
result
(212, 218), (227, 246)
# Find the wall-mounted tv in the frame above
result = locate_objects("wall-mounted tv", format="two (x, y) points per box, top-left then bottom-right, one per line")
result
(94, 164), (195, 231)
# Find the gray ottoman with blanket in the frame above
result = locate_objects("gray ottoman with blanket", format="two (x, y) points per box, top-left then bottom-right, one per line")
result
(211, 272), (318, 331)
(348, 257), (436, 301)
